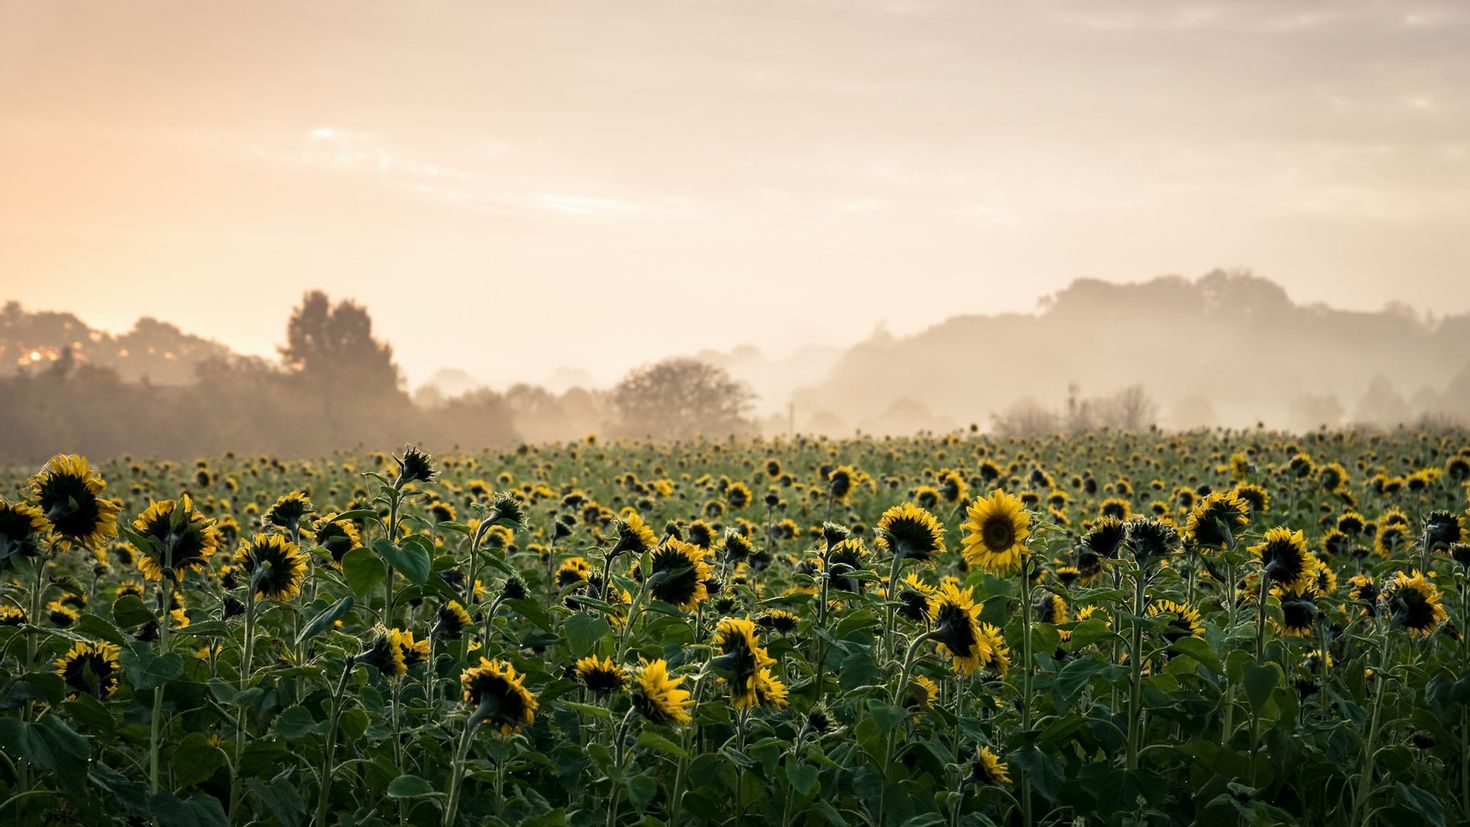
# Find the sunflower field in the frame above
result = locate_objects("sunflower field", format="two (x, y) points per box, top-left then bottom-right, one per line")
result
(2, 431), (1469, 826)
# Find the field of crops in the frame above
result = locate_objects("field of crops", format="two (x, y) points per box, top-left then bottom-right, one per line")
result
(1, 431), (1468, 826)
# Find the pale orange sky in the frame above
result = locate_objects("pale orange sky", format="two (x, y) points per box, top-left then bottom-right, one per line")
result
(2, 1), (1467, 387)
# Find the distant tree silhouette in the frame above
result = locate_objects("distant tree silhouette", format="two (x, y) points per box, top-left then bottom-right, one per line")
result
(611, 358), (754, 440)
(280, 291), (400, 396)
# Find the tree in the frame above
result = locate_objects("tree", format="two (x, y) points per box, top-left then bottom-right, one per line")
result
(279, 291), (401, 396)
(610, 358), (755, 440)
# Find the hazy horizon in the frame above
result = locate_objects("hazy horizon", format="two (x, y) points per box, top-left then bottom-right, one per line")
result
(4, 1), (1468, 388)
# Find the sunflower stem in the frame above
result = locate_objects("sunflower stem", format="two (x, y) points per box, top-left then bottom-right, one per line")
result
(148, 570), (173, 796)
(315, 659), (356, 827)
(1125, 562), (1147, 771)
(442, 712), (479, 827)
(1352, 631), (1393, 827)
(1019, 555), (1034, 827)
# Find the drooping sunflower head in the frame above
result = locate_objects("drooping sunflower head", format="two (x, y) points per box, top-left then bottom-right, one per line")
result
(1379, 570), (1448, 638)
(397, 630), (430, 671)
(645, 539), (713, 611)
(897, 573), (937, 622)
(1348, 574), (1378, 616)
(132, 496), (220, 582)
(631, 659), (693, 725)
(1250, 527), (1317, 593)
(611, 511), (658, 559)
(461, 658), (538, 736)
(927, 582), (990, 675)
(712, 616), (774, 709)
(1147, 599), (1204, 643)
(392, 446), (438, 488)
(967, 746), (1012, 787)
(0, 499), (50, 569)
(56, 640), (122, 697)
(1124, 517), (1178, 566)
(357, 625), (409, 678)
(1080, 517), (1127, 560)
(572, 655), (628, 695)
(432, 600), (473, 641)
(961, 490), (1030, 575)
(29, 454), (121, 550)
(312, 516), (362, 565)
(1230, 484), (1270, 518)
(265, 491), (315, 532)
(1423, 510), (1465, 553)
(0, 605), (26, 626)
(876, 503), (946, 561)
(903, 674), (939, 710)
(756, 609), (801, 635)
(1033, 592), (1069, 625)
(978, 622), (1011, 675)
(826, 537), (868, 594)
(753, 666), (789, 710)
(723, 529), (755, 562)
(1274, 586), (1319, 637)
(1184, 491), (1249, 550)
(233, 533), (308, 601)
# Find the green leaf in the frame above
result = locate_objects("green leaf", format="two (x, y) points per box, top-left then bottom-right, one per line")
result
(374, 537), (430, 586)
(246, 774), (306, 827)
(76, 612), (125, 644)
(173, 732), (228, 788)
(0, 715), (90, 794)
(867, 700), (909, 735)
(635, 729), (688, 758)
(785, 760), (820, 797)
(1066, 618), (1120, 649)
(561, 701), (612, 721)
(120, 644), (184, 691)
(563, 612), (611, 658)
(297, 595), (353, 645)
(1167, 636), (1222, 673)
(386, 774), (438, 799)
(622, 770), (658, 809)
(1054, 658), (1126, 710)
(112, 594), (155, 628)
(272, 705), (322, 739)
(150, 791), (229, 827)
(1241, 661), (1281, 715)
(341, 547), (384, 599)
(1395, 783), (1446, 827)
(63, 692), (115, 738)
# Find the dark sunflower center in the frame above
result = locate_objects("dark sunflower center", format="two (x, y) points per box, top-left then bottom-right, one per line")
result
(982, 516), (1015, 553)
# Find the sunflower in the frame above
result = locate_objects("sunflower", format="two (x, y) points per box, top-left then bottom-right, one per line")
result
(726, 483), (752, 510)
(556, 556), (592, 588)
(47, 599), (79, 627)
(1184, 491), (1249, 550)
(1230, 484), (1270, 517)
(1250, 528), (1317, 594)
(903, 674), (939, 710)
(29, 454), (121, 550)
(1379, 570), (1448, 638)
(961, 490), (1030, 575)
(1336, 512), (1367, 537)
(756, 609), (801, 635)
(397, 630), (430, 671)
(896, 573), (937, 622)
(393, 446), (437, 488)
(357, 625), (409, 678)
(643, 539), (713, 611)
(312, 516), (362, 565)
(234, 534), (308, 601)
(55, 640), (122, 697)
(431, 600), (473, 641)
(1099, 498), (1132, 520)
(264, 491), (315, 533)
(1080, 516), (1126, 559)
(461, 658), (538, 735)
(967, 746), (1012, 787)
(1423, 510), (1465, 553)
(0, 500), (49, 570)
(0, 605), (26, 626)
(1147, 599), (1204, 643)
(753, 667), (789, 709)
(1311, 559), (1338, 596)
(876, 503), (946, 561)
(978, 622), (1011, 674)
(1124, 517), (1178, 565)
(1033, 592), (1069, 625)
(712, 616), (775, 709)
(1274, 586), (1318, 637)
(132, 496), (220, 582)
(573, 655), (627, 695)
(826, 466), (856, 503)
(937, 469), (969, 505)
(927, 582), (991, 675)
(1374, 522), (1410, 559)
(632, 659), (694, 725)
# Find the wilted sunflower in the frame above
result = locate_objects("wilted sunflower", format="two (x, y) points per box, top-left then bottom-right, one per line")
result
(966, 746), (1012, 787)
(56, 640), (121, 697)
(927, 582), (991, 675)
(631, 659), (693, 725)
(29, 454), (121, 550)
(393, 446), (437, 488)
(876, 503), (946, 561)
(1184, 491), (1249, 550)
(961, 490), (1030, 575)
(0, 499), (49, 570)
(1379, 570), (1448, 638)
(132, 496), (220, 582)
(573, 655), (627, 695)
(234, 534), (308, 601)
(461, 658), (538, 735)
(265, 491), (315, 533)
(1147, 599), (1204, 643)
(431, 600), (473, 641)
(712, 616), (775, 709)
(1250, 528), (1317, 594)
(643, 539), (713, 611)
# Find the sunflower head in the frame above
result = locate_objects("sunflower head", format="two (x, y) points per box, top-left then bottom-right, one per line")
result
(461, 658), (538, 735)
(1124, 517), (1178, 566)
(313, 516), (362, 565)
(0, 500), (50, 570)
(756, 609), (801, 635)
(1250, 528), (1317, 593)
(1033, 592), (1069, 625)
(896, 573), (937, 623)
(1230, 484), (1270, 518)
(357, 625), (409, 678)
(572, 655), (627, 695)
(56, 640), (122, 698)
(1379, 570), (1448, 638)
(631, 659), (693, 725)
(132, 496), (220, 582)
(1273, 586), (1319, 637)
(612, 512), (658, 558)
(393, 446), (438, 488)
(967, 746), (1012, 787)
(432, 600), (473, 641)
(1080, 517), (1127, 559)
(927, 582), (990, 675)
(1184, 491), (1249, 550)
(644, 539), (713, 611)
(265, 491), (315, 533)
(876, 503), (946, 561)
(961, 490), (1030, 575)
(711, 616), (775, 708)
(233, 533), (308, 601)
(1423, 510), (1464, 553)
(29, 454), (121, 550)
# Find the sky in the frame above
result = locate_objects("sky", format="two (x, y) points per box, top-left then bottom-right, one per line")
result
(1, 0), (1467, 388)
